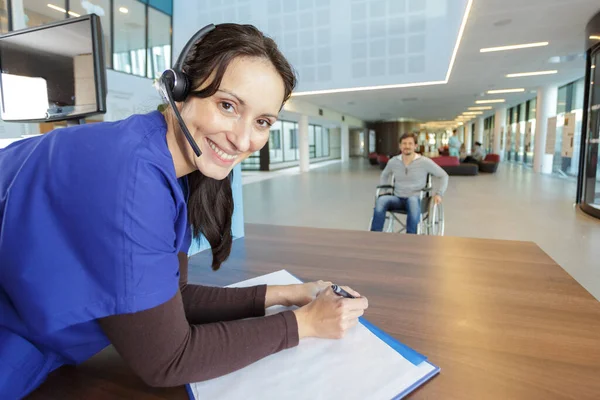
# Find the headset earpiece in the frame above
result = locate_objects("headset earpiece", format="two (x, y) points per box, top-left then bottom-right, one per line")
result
(161, 69), (190, 103)
(159, 23), (216, 158)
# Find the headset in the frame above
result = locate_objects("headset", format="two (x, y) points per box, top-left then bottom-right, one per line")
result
(160, 24), (216, 157)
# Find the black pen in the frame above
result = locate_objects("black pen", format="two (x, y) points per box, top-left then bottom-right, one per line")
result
(331, 284), (356, 299)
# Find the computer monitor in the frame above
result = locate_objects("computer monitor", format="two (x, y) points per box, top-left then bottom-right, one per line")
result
(0, 14), (107, 123)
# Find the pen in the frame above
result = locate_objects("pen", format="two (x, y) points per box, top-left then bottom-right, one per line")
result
(331, 284), (356, 299)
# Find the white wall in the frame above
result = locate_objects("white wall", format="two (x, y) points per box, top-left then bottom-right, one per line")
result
(284, 98), (364, 129)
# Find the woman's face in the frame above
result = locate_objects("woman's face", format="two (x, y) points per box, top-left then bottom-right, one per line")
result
(180, 56), (285, 180)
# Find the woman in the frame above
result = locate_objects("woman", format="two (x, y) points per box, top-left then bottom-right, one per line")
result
(0, 24), (368, 398)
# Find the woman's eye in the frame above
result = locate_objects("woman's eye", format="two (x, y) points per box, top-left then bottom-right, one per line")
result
(257, 119), (272, 128)
(220, 101), (235, 112)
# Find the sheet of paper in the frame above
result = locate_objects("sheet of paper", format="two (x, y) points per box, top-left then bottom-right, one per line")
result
(188, 270), (436, 400)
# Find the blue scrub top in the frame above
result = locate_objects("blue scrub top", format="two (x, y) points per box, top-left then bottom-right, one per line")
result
(0, 111), (192, 399)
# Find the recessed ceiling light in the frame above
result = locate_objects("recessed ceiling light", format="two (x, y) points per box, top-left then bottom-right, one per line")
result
(590, 36), (600, 40)
(457, 122), (464, 126)
(119, 6), (129, 13)
(592, 65), (596, 69)
(506, 70), (558, 78)
(487, 88), (525, 94)
(480, 42), (549, 53)
(47, 3), (66, 13)
(68, 11), (80, 17)
(463, 111), (483, 115)
(469, 106), (493, 110)
(476, 99), (506, 104)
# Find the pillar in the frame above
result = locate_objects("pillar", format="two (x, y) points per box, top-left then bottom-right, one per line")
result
(475, 117), (484, 144)
(465, 123), (472, 153)
(298, 115), (310, 172)
(533, 86), (559, 174)
(493, 108), (507, 158)
(457, 126), (465, 143)
(341, 123), (350, 162)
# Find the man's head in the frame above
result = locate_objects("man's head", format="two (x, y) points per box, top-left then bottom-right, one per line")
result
(474, 141), (482, 148)
(398, 133), (418, 156)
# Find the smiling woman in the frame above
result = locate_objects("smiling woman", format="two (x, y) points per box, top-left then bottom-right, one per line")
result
(0, 22), (370, 399)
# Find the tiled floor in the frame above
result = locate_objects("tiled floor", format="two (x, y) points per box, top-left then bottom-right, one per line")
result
(242, 159), (600, 301)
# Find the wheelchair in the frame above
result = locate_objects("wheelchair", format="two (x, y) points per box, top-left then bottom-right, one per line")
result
(369, 175), (445, 236)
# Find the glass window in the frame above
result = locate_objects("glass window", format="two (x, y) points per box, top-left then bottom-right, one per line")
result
(147, 8), (171, 79)
(309, 125), (316, 159)
(315, 125), (323, 157)
(269, 121), (283, 163)
(241, 150), (260, 170)
(1, 0), (8, 33)
(18, 0), (66, 29)
(557, 85), (568, 114)
(323, 128), (330, 156)
(582, 51), (600, 209)
(283, 121), (298, 161)
(69, 0), (112, 68)
(113, 0), (146, 76)
(573, 78), (586, 111)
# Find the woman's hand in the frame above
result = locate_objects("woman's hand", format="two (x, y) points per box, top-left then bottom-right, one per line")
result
(265, 281), (331, 308)
(293, 286), (368, 339)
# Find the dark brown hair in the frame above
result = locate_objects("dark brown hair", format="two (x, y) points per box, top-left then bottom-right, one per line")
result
(177, 24), (296, 270)
(399, 133), (418, 144)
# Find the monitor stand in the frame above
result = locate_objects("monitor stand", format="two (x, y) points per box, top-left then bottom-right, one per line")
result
(66, 118), (86, 127)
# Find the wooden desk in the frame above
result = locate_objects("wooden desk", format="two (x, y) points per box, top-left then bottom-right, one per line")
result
(30, 224), (600, 399)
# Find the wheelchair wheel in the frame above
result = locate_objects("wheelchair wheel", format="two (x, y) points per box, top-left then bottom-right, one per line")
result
(428, 201), (444, 236)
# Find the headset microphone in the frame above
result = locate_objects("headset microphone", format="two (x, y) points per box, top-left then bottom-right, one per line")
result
(159, 24), (216, 157)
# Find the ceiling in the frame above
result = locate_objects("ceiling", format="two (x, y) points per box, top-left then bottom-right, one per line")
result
(181, 0), (470, 93)
(293, 0), (600, 125)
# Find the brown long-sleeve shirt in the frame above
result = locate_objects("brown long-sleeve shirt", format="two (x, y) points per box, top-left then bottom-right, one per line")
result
(98, 253), (299, 387)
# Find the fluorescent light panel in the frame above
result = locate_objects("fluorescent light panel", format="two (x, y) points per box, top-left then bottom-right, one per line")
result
(47, 3), (66, 13)
(469, 106), (493, 110)
(590, 36), (600, 40)
(119, 6), (129, 13)
(480, 42), (549, 53)
(463, 111), (483, 115)
(506, 70), (558, 78)
(487, 88), (525, 94)
(476, 99), (506, 104)
(292, 0), (474, 96)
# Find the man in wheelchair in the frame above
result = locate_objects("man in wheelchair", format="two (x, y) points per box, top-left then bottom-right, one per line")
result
(370, 133), (449, 234)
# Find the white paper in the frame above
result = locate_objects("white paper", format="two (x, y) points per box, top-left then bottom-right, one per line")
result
(189, 270), (437, 400)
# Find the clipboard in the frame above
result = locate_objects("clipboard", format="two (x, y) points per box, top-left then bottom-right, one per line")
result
(186, 270), (440, 400)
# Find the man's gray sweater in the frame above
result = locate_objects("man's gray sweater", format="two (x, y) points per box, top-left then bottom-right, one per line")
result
(379, 154), (449, 198)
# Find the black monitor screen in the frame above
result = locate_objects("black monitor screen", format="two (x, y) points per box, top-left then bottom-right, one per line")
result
(0, 15), (106, 122)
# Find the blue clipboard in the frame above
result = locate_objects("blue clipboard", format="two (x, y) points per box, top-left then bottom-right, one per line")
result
(185, 273), (440, 399)
(358, 317), (440, 399)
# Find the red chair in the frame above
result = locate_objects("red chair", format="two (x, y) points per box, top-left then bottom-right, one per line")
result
(479, 154), (500, 173)
(377, 154), (390, 170)
(368, 152), (378, 166)
(484, 154), (500, 163)
(431, 156), (478, 176)
(431, 156), (460, 167)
